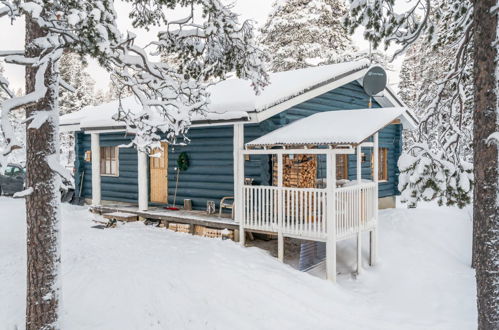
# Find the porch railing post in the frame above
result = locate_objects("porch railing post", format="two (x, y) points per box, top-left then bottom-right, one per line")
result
(356, 145), (362, 274)
(277, 153), (284, 262)
(326, 150), (337, 282)
(370, 133), (379, 266)
(91, 133), (101, 206)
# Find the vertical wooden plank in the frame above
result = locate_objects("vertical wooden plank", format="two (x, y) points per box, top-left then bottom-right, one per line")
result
(307, 191), (311, 235)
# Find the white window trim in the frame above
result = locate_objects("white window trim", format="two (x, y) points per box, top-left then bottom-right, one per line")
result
(100, 146), (120, 177)
(371, 147), (389, 182)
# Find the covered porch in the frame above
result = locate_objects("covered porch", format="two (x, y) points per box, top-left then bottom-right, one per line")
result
(235, 108), (408, 282)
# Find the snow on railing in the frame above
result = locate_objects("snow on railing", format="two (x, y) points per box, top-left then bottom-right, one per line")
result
(243, 182), (376, 241)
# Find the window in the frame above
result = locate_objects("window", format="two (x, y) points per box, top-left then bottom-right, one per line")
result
(100, 146), (119, 176)
(336, 154), (349, 180)
(372, 148), (388, 181)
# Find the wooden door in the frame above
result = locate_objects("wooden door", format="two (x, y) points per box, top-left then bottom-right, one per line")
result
(150, 142), (168, 203)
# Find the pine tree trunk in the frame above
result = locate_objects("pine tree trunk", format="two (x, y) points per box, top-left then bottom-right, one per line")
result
(472, 1), (499, 329)
(25, 17), (62, 330)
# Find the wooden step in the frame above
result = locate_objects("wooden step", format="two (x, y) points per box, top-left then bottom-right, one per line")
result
(103, 212), (138, 222)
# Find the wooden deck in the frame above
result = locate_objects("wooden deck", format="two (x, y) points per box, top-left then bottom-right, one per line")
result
(91, 204), (240, 231)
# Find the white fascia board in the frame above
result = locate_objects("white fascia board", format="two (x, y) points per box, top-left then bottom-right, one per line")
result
(83, 128), (129, 134)
(383, 86), (419, 129)
(60, 124), (81, 132)
(252, 68), (370, 123)
(355, 78), (418, 130)
(190, 119), (251, 128)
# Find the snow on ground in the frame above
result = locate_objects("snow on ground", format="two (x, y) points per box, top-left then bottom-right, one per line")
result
(0, 197), (476, 329)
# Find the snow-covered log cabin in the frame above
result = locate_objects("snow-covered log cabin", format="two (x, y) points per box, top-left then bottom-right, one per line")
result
(61, 59), (417, 281)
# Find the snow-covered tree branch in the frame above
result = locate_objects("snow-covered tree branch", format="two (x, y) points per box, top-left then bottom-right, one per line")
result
(0, 1), (267, 328)
(346, 0), (498, 328)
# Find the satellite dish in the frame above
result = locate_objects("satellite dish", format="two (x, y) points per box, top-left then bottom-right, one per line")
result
(362, 66), (387, 96)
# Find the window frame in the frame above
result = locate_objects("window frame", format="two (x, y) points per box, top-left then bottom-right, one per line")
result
(100, 146), (119, 177)
(371, 147), (389, 182)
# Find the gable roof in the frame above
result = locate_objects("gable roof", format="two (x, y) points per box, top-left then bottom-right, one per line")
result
(246, 107), (408, 148)
(60, 59), (415, 131)
(207, 59), (370, 114)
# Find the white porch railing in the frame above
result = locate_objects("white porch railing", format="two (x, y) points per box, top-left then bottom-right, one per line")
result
(335, 182), (377, 240)
(242, 182), (377, 241)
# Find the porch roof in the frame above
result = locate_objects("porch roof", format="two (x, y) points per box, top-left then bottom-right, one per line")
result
(246, 107), (408, 148)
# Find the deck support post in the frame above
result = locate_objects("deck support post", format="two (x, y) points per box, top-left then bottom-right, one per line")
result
(234, 124), (245, 245)
(277, 232), (284, 262)
(356, 145), (362, 274)
(138, 150), (148, 211)
(370, 133), (379, 266)
(277, 153), (284, 262)
(91, 133), (101, 206)
(326, 151), (337, 282)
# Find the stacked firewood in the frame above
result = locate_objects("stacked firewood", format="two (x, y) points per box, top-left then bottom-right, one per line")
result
(272, 154), (317, 188)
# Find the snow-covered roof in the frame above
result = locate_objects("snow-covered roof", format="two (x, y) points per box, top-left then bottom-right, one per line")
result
(60, 59), (373, 130)
(246, 107), (408, 147)
(60, 96), (249, 131)
(207, 59), (370, 113)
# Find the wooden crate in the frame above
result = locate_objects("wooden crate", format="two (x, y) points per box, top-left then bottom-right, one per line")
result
(168, 223), (191, 233)
(194, 226), (234, 240)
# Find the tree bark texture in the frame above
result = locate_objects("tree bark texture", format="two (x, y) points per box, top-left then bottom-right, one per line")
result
(472, 1), (499, 329)
(25, 17), (62, 330)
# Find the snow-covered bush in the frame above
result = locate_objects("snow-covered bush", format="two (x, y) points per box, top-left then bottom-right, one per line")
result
(398, 144), (473, 209)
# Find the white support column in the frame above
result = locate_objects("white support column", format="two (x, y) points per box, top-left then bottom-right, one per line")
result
(370, 133), (379, 266)
(138, 150), (148, 211)
(234, 124), (246, 245)
(356, 145), (362, 275)
(277, 153), (284, 262)
(356, 145), (362, 182)
(91, 133), (101, 206)
(326, 151), (337, 282)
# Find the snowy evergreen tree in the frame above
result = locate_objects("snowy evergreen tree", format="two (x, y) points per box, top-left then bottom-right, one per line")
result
(105, 77), (132, 101)
(59, 52), (96, 167)
(397, 9), (474, 208)
(260, 0), (356, 72)
(94, 89), (107, 105)
(59, 52), (95, 115)
(346, 1), (498, 327)
(0, 1), (267, 328)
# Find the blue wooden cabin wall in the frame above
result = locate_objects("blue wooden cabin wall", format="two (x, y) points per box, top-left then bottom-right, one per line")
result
(74, 81), (402, 209)
(74, 132), (139, 204)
